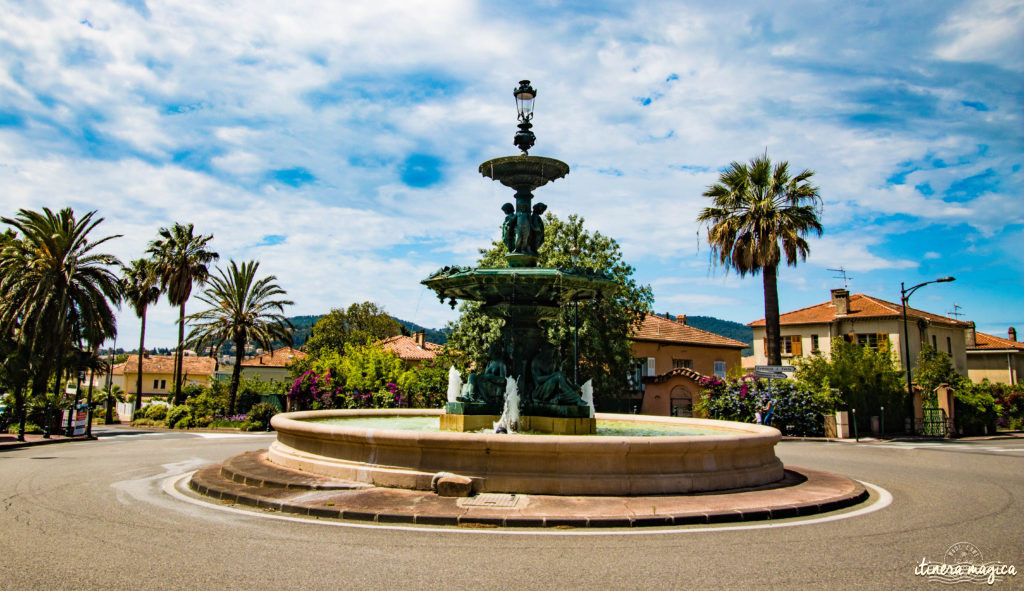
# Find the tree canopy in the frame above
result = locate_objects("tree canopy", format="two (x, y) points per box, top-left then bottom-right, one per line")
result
(304, 301), (401, 356)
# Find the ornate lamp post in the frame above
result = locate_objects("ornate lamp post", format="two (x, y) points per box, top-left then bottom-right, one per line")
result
(901, 276), (955, 397)
(513, 80), (536, 154)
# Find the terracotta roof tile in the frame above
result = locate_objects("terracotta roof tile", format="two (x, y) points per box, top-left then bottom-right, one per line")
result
(748, 293), (972, 328)
(631, 314), (748, 349)
(969, 332), (1024, 352)
(241, 347), (307, 368)
(378, 335), (443, 361)
(114, 354), (217, 376)
(643, 367), (708, 384)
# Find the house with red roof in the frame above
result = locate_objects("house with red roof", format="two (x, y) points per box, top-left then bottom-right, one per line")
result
(630, 313), (749, 416)
(378, 331), (444, 367)
(238, 346), (307, 382)
(748, 289), (974, 377)
(967, 328), (1023, 385)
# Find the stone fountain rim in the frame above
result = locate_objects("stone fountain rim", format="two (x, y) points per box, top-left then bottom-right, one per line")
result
(271, 408), (781, 448)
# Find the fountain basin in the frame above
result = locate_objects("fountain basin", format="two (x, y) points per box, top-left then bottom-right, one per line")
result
(268, 409), (784, 496)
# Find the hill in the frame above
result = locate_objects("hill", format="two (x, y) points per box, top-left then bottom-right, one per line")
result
(685, 315), (754, 355)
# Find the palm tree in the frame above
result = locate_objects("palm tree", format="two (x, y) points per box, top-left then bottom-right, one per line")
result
(697, 153), (823, 366)
(147, 223), (218, 405)
(187, 260), (293, 415)
(121, 258), (162, 413)
(0, 207), (122, 435)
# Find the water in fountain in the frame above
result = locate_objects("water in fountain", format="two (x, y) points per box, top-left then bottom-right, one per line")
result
(494, 376), (520, 433)
(581, 379), (595, 418)
(446, 366), (462, 404)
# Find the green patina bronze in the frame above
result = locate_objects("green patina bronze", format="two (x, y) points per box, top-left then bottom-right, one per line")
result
(422, 135), (618, 419)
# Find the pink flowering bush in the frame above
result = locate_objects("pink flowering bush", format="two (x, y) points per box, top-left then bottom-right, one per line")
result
(696, 374), (836, 436)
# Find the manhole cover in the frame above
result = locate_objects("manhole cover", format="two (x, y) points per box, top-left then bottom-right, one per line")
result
(460, 493), (521, 508)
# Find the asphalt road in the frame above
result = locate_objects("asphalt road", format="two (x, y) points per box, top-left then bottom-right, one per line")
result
(1, 427), (1021, 590)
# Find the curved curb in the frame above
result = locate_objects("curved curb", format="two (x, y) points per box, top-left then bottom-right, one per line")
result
(187, 453), (869, 529)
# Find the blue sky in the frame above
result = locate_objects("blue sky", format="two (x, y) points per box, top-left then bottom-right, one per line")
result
(0, 0), (1021, 347)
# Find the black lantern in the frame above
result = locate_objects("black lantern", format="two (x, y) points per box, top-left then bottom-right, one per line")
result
(513, 80), (537, 154)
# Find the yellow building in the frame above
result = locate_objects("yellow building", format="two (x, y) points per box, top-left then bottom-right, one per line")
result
(630, 313), (748, 416)
(112, 354), (217, 400)
(967, 328), (1023, 385)
(748, 289), (973, 377)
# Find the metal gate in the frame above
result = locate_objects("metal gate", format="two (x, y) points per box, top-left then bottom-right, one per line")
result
(917, 405), (950, 437)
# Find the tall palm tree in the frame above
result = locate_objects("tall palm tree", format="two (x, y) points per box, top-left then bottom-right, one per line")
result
(187, 260), (293, 415)
(147, 223), (218, 405)
(697, 153), (823, 366)
(0, 207), (122, 435)
(121, 258), (162, 412)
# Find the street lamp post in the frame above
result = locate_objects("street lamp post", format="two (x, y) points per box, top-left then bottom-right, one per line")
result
(901, 277), (955, 399)
(513, 80), (536, 154)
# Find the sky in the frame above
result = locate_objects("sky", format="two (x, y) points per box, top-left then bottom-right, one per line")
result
(0, 0), (1021, 348)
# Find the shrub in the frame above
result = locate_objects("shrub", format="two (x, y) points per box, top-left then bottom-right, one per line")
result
(21, 422), (43, 434)
(795, 341), (905, 433)
(187, 390), (228, 419)
(165, 405), (192, 429)
(696, 375), (837, 436)
(246, 402), (278, 431)
(144, 404), (168, 421)
(130, 417), (165, 428)
(954, 381), (1000, 435)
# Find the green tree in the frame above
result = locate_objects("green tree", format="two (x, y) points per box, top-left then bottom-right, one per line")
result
(338, 342), (406, 393)
(0, 208), (122, 436)
(186, 260), (293, 415)
(697, 153), (822, 366)
(304, 301), (401, 356)
(795, 340), (904, 432)
(120, 258), (162, 412)
(446, 213), (653, 409)
(147, 223), (219, 405)
(914, 344), (961, 397)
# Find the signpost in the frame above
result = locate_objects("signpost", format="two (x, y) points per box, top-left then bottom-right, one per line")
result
(753, 365), (794, 379)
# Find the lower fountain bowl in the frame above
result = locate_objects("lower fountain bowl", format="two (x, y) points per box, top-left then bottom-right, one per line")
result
(268, 409), (784, 496)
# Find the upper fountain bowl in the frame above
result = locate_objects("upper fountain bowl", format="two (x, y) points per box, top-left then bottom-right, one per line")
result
(479, 155), (570, 191)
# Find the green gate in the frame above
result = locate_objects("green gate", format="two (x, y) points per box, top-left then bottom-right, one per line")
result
(917, 405), (949, 437)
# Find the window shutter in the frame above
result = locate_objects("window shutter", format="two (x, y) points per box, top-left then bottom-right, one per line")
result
(791, 335), (803, 356)
(646, 357), (656, 376)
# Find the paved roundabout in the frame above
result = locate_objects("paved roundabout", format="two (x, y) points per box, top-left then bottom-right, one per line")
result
(1, 426), (1021, 589)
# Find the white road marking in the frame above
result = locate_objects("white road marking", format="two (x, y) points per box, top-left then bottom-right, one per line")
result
(162, 471), (893, 536)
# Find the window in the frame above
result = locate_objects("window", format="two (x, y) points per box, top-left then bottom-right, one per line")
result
(153, 379), (159, 389)
(646, 357), (656, 376)
(856, 333), (890, 351)
(765, 336), (803, 356)
(932, 335), (937, 349)
(781, 335), (803, 356)
(714, 361), (726, 378)
(672, 359), (693, 370)
(810, 334), (819, 352)
(160, 379), (166, 389)
(946, 336), (952, 355)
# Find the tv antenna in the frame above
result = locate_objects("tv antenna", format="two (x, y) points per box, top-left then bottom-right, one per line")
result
(828, 267), (853, 289)
(947, 302), (964, 320)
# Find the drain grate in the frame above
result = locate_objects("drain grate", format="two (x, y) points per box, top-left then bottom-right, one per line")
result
(460, 493), (521, 508)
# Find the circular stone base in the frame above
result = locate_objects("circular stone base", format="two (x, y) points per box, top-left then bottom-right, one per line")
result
(187, 451), (869, 528)
(269, 410), (785, 496)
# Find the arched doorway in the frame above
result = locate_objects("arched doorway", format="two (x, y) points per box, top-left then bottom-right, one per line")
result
(670, 386), (693, 417)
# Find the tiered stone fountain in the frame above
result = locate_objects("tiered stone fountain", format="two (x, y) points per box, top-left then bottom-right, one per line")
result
(262, 81), (786, 496)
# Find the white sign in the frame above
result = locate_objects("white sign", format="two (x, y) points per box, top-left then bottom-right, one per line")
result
(754, 365), (795, 373)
